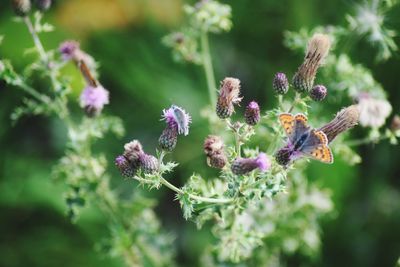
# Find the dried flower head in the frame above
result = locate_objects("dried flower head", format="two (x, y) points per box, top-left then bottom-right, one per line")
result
(293, 33), (331, 93)
(204, 135), (227, 169)
(123, 140), (144, 163)
(310, 85), (327, 101)
(12, 0), (31, 16)
(80, 84), (109, 117)
(244, 101), (260, 126)
(356, 94), (392, 128)
(231, 153), (270, 175)
(319, 105), (360, 143)
(35, 0), (51, 11)
(216, 77), (242, 119)
(390, 115), (400, 132)
(273, 72), (289, 95)
(115, 155), (137, 178)
(162, 105), (191, 136)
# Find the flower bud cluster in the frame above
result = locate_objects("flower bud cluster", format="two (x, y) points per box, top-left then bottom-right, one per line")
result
(115, 140), (159, 177)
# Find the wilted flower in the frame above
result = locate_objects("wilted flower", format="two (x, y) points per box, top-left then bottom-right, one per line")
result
(273, 72), (289, 95)
(204, 135), (227, 169)
(293, 33), (331, 93)
(59, 40), (95, 69)
(356, 93), (392, 128)
(12, 0), (31, 16)
(159, 105), (191, 151)
(231, 153), (270, 175)
(80, 84), (109, 117)
(310, 85), (327, 101)
(319, 105), (360, 143)
(115, 155), (137, 178)
(216, 77), (242, 119)
(244, 101), (260, 126)
(123, 140), (144, 163)
(34, 0), (51, 11)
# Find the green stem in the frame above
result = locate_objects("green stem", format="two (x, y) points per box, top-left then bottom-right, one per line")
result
(24, 16), (48, 63)
(288, 92), (301, 113)
(201, 30), (217, 108)
(159, 176), (232, 204)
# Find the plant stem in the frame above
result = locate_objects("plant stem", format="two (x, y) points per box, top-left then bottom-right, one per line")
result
(24, 16), (48, 63)
(201, 30), (217, 108)
(288, 92), (301, 113)
(159, 176), (232, 204)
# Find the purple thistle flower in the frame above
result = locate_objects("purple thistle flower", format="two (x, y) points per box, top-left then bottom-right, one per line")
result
(244, 101), (261, 126)
(59, 40), (80, 61)
(231, 153), (271, 175)
(80, 84), (109, 117)
(162, 105), (191, 136)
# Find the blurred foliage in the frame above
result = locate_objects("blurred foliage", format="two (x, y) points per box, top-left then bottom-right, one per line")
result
(1, 0), (400, 267)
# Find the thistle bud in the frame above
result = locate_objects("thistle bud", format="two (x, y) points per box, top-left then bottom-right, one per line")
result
(12, 0), (31, 16)
(80, 84), (109, 117)
(244, 101), (260, 126)
(123, 140), (144, 163)
(231, 153), (270, 175)
(115, 155), (137, 178)
(390, 115), (400, 132)
(273, 72), (289, 95)
(34, 0), (51, 11)
(275, 146), (293, 166)
(293, 33), (331, 93)
(216, 77), (242, 119)
(318, 105), (360, 143)
(204, 135), (227, 169)
(310, 85), (327, 101)
(139, 154), (159, 174)
(159, 127), (178, 152)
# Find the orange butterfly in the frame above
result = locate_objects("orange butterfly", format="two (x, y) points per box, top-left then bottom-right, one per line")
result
(278, 113), (333, 165)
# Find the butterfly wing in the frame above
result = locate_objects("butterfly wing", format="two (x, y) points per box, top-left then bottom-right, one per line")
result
(300, 130), (333, 164)
(278, 113), (310, 144)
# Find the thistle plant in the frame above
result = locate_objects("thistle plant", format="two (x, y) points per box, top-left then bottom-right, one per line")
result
(1, 0), (399, 266)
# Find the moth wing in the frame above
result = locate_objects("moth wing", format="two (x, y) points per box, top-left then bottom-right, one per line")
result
(301, 130), (333, 164)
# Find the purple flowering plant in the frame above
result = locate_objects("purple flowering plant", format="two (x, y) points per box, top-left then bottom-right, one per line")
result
(1, 0), (399, 266)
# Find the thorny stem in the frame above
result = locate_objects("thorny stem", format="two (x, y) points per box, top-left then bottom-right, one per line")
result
(152, 152), (233, 204)
(201, 30), (217, 108)
(159, 176), (233, 204)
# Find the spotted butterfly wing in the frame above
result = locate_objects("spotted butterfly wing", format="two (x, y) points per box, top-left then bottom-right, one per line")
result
(279, 113), (310, 144)
(300, 129), (333, 164)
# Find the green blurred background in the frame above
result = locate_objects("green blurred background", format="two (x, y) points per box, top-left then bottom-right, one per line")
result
(1, 0), (400, 266)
